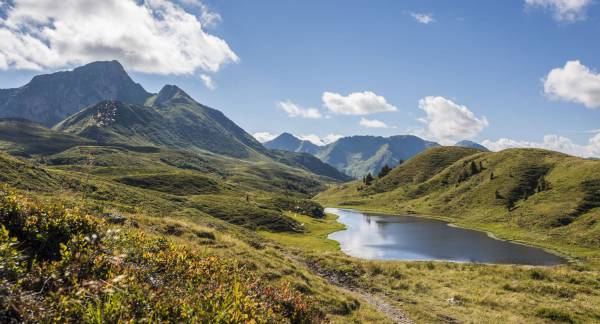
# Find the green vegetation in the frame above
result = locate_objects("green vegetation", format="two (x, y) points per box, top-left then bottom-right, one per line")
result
(117, 173), (220, 196)
(0, 188), (324, 323)
(261, 213), (344, 252)
(0, 118), (93, 156)
(0, 120), (391, 322)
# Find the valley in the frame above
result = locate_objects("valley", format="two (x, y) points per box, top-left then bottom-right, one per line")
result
(1, 61), (599, 323)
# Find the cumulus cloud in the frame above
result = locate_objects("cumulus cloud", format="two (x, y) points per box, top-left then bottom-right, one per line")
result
(417, 96), (489, 145)
(483, 133), (600, 158)
(410, 12), (435, 24)
(277, 100), (322, 119)
(359, 118), (388, 128)
(543, 60), (600, 109)
(322, 91), (398, 115)
(253, 132), (278, 143)
(200, 74), (216, 90)
(525, 0), (592, 21)
(0, 0), (238, 74)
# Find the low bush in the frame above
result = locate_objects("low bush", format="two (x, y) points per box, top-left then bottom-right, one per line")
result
(0, 188), (324, 323)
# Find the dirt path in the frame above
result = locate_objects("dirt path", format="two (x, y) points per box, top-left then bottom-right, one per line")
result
(306, 261), (413, 324)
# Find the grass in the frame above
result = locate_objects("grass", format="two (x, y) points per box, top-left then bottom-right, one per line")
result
(260, 212), (345, 252)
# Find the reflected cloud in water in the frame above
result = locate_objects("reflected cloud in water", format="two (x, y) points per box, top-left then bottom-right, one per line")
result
(327, 208), (565, 265)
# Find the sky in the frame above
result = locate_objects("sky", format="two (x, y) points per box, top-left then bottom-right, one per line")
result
(0, 0), (599, 157)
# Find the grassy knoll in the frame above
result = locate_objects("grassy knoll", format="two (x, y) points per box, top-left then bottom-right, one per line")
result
(260, 212), (345, 252)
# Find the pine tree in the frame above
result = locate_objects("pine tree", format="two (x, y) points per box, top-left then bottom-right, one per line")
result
(365, 173), (374, 186)
(378, 164), (392, 178)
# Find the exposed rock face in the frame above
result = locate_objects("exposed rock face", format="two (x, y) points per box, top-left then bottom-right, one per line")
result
(0, 61), (151, 126)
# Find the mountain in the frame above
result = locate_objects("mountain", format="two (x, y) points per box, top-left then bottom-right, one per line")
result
(315, 135), (439, 178)
(53, 85), (270, 159)
(269, 149), (352, 182)
(454, 140), (489, 151)
(263, 133), (320, 155)
(0, 61), (347, 181)
(0, 61), (151, 126)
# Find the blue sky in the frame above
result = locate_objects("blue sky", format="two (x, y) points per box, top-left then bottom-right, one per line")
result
(0, 0), (599, 156)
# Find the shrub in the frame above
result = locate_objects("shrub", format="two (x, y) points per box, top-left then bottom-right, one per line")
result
(269, 197), (325, 218)
(535, 307), (574, 323)
(0, 188), (325, 323)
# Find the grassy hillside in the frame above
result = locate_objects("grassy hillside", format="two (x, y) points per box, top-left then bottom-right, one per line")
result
(2, 186), (403, 323)
(0, 150), (393, 322)
(54, 88), (268, 159)
(0, 118), (93, 156)
(365, 146), (482, 193)
(316, 147), (600, 264)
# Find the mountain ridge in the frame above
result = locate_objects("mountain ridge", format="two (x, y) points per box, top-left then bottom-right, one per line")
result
(263, 133), (321, 155)
(0, 61), (151, 126)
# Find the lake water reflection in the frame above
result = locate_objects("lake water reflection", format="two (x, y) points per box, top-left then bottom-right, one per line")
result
(326, 208), (565, 265)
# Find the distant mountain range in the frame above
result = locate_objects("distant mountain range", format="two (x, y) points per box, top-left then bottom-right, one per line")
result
(0, 61), (349, 182)
(263, 133), (320, 155)
(454, 140), (489, 151)
(264, 133), (488, 178)
(0, 60), (489, 181)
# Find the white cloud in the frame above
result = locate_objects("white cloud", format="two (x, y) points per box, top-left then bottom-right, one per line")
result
(483, 133), (600, 158)
(322, 91), (398, 115)
(254, 132), (342, 146)
(277, 100), (322, 119)
(359, 117), (388, 128)
(297, 133), (344, 146)
(323, 134), (344, 144)
(253, 132), (278, 143)
(543, 60), (600, 109)
(178, 0), (222, 28)
(200, 74), (216, 90)
(525, 0), (592, 22)
(410, 12), (435, 24)
(417, 96), (489, 145)
(0, 0), (238, 74)
(298, 134), (325, 146)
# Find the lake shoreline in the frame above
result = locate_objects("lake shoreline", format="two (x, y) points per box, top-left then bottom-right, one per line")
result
(326, 207), (570, 266)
